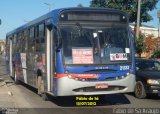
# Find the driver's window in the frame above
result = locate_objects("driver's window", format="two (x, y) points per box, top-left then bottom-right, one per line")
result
(154, 62), (160, 70)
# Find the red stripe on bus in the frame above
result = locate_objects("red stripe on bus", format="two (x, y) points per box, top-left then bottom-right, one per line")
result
(55, 74), (98, 79)
(55, 74), (67, 78)
(71, 74), (97, 79)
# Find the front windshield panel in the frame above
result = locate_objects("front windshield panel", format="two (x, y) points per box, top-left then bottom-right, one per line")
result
(60, 23), (131, 65)
(136, 60), (160, 71)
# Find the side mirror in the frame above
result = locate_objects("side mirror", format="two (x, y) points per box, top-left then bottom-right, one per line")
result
(56, 36), (61, 52)
(54, 27), (62, 50)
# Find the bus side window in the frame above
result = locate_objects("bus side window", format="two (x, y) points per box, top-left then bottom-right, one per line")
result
(24, 30), (28, 52)
(29, 27), (35, 53)
(36, 23), (45, 52)
(17, 33), (21, 53)
(13, 34), (17, 54)
(27, 27), (36, 70)
(21, 32), (25, 53)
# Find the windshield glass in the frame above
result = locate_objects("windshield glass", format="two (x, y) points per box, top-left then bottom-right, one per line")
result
(60, 23), (131, 65)
(136, 60), (160, 71)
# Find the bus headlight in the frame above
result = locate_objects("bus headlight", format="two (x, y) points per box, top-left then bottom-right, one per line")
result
(121, 76), (125, 79)
(147, 79), (159, 85)
(68, 75), (72, 79)
(119, 73), (129, 79)
(116, 77), (119, 80)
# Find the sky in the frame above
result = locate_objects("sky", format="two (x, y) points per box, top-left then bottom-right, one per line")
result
(0, 0), (159, 39)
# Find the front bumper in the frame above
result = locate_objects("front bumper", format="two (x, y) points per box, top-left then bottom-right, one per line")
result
(55, 74), (135, 96)
(146, 85), (160, 94)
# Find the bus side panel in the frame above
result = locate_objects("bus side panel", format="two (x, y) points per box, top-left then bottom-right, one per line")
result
(5, 38), (10, 75)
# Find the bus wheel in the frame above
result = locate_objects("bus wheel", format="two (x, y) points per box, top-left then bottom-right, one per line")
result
(41, 93), (48, 101)
(134, 81), (146, 99)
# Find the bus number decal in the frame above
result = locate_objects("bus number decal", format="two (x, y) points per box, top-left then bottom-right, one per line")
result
(120, 66), (129, 70)
(110, 53), (127, 61)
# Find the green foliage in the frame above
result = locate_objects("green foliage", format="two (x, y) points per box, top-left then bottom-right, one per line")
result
(90, 0), (159, 23)
(135, 33), (146, 56)
(151, 49), (160, 58)
(77, 3), (83, 7)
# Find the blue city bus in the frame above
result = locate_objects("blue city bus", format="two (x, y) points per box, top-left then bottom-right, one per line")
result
(6, 7), (135, 97)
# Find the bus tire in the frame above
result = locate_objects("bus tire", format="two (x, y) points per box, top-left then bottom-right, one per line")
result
(134, 81), (146, 99)
(41, 93), (48, 101)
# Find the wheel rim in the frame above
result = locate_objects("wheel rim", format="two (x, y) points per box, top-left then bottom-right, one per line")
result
(136, 83), (142, 97)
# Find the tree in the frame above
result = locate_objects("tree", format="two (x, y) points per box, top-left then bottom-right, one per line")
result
(144, 34), (157, 53)
(77, 3), (83, 7)
(90, 0), (159, 23)
(135, 33), (146, 57)
(151, 49), (160, 58)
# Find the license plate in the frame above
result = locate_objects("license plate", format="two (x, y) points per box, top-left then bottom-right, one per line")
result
(95, 84), (108, 89)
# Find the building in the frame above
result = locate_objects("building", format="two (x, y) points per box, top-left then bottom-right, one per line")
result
(130, 23), (159, 38)
(0, 40), (5, 54)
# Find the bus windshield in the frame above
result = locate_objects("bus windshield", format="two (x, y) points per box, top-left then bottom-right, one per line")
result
(60, 23), (131, 65)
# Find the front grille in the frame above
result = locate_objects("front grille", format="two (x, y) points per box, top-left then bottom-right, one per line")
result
(73, 86), (125, 92)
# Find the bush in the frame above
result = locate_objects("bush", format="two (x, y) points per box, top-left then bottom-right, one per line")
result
(151, 49), (160, 58)
(135, 33), (146, 57)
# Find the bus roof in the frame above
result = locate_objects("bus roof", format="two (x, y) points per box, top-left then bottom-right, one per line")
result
(6, 7), (127, 36)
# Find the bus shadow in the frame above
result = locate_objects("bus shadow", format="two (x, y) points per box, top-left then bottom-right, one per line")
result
(47, 94), (131, 107)
(146, 94), (160, 100)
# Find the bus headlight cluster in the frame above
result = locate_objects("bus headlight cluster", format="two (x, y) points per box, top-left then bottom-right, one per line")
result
(74, 77), (86, 81)
(67, 75), (86, 81)
(121, 76), (125, 79)
(116, 72), (129, 80)
(75, 78), (80, 81)
(76, 78), (86, 81)
(116, 77), (119, 80)
(68, 75), (72, 79)
(123, 72), (130, 77)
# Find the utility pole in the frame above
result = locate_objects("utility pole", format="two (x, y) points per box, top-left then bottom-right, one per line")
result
(0, 19), (1, 25)
(159, 18), (160, 37)
(158, 10), (160, 37)
(44, 3), (53, 12)
(136, 0), (141, 38)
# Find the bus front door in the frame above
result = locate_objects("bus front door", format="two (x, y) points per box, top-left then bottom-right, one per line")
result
(46, 22), (54, 93)
(9, 38), (13, 77)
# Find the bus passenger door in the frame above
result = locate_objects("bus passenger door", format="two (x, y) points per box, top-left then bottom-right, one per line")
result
(9, 38), (13, 76)
(46, 20), (54, 92)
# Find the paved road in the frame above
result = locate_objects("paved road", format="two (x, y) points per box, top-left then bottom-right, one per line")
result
(0, 55), (160, 114)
